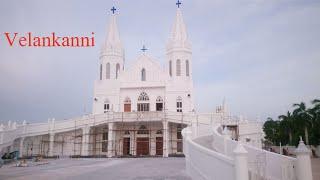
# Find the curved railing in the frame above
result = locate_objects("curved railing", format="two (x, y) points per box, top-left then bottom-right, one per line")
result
(182, 127), (235, 180)
(211, 124), (296, 180)
(183, 121), (298, 180)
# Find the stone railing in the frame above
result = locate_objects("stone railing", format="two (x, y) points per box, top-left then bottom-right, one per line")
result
(0, 112), (222, 153)
(183, 122), (314, 180)
(182, 127), (235, 180)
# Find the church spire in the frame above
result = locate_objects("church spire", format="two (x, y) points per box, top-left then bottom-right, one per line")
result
(167, 1), (191, 51)
(101, 6), (123, 56)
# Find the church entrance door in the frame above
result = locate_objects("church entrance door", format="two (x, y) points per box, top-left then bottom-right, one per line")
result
(124, 104), (131, 112)
(123, 138), (130, 155)
(136, 137), (149, 156)
(156, 137), (163, 155)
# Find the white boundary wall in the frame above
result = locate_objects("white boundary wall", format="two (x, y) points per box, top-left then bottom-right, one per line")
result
(182, 119), (312, 180)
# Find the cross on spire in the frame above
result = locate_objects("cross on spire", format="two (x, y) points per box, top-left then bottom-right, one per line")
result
(111, 6), (117, 14)
(141, 45), (148, 52)
(176, 0), (182, 8)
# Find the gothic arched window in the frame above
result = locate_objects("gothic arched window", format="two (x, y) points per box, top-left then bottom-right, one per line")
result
(176, 59), (181, 76)
(138, 92), (149, 111)
(138, 92), (149, 101)
(156, 96), (163, 103)
(169, 60), (172, 77)
(106, 63), (110, 79)
(186, 60), (190, 77)
(124, 97), (131, 104)
(116, 63), (120, 79)
(176, 96), (182, 112)
(156, 96), (163, 111)
(141, 68), (146, 81)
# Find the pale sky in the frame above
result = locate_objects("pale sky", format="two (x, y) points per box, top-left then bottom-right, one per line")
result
(0, 0), (319, 124)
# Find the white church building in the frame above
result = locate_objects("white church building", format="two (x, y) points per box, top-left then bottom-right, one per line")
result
(0, 2), (315, 180)
(0, 4), (263, 159)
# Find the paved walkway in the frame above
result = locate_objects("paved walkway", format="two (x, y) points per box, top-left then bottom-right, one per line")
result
(0, 158), (191, 180)
(312, 158), (320, 180)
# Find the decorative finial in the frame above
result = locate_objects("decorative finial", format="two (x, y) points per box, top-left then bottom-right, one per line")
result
(141, 45), (148, 52)
(111, 6), (117, 14)
(176, 0), (182, 8)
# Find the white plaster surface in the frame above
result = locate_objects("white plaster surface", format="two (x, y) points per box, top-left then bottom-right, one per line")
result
(0, 158), (191, 180)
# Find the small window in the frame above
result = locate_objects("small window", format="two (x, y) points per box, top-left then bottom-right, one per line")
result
(141, 68), (146, 81)
(176, 59), (181, 76)
(106, 63), (110, 79)
(176, 97), (182, 112)
(116, 63), (120, 79)
(104, 99), (110, 113)
(186, 60), (189, 76)
(100, 64), (102, 80)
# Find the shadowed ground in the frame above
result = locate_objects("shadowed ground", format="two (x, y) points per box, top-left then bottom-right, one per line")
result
(0, 158), (191, 180)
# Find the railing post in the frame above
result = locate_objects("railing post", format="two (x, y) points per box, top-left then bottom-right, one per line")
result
(183, 127), (192, 158)
(294, 137), (313, 180)
(234, 143), (249, 180)
(223, 127), (230, 155)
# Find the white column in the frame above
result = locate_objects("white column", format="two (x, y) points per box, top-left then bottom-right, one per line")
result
(108, 122), (114, 157)
(81, 125), (90, 156)
(163, 121), (169, 157)
(233, 143), (249, 180)
(294, 137), (313, 180)
(48, 133), (55, 157)
(19, 137), (25, 158)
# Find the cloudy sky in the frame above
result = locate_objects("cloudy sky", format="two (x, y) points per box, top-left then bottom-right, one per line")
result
(0, 0), (319, 124)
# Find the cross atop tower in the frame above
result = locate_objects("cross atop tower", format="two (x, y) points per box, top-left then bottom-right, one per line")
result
(111, 6), (117, 14)
(141, 45), (148, 52)
(176, 0), (182, 8)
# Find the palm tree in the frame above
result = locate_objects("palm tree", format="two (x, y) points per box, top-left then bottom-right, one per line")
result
(293, 102), (312, 145)
(279, 111), (294, 145)
(309, 99), (320, 145)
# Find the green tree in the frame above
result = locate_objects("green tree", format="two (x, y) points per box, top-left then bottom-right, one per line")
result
(279, 111), (294, 145)
(263, 118), (280, 145)
(309, 99), (320, 145)
(293, 102), (312, 145)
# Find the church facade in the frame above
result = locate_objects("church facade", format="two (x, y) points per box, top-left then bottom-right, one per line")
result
(89, 6), (194, 157)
